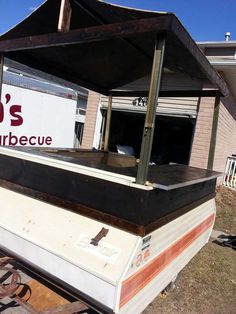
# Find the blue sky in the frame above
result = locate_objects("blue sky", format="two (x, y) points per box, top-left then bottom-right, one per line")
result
(0, 0), (235, 41)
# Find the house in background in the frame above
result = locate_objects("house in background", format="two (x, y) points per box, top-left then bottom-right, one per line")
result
(81, 38), (236, 174)
(196, 39), (236, 172)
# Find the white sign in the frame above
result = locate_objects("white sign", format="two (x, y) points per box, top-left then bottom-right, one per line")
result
(75, 234), (121, 264)
(0, 84), (76, 148)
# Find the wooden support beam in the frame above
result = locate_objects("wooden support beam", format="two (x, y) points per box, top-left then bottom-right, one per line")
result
(0, 54), (3, 102)
(104, 95), (112, 151)
(0, 16), (170, 53)
(58, 0), (72, 32)
(136, 37), (165, 185)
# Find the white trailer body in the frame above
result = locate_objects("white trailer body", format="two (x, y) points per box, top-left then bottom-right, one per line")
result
(0, 171), (215, 314)
(0, 147), (217, 314)
(0, 72), (77, 148)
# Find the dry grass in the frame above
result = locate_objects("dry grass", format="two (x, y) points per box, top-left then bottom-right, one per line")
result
(144, 186), (236, 314)
(144, 242), (236, 314)
(215, 185), (236, 234)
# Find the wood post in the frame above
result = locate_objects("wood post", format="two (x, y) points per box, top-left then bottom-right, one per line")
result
(104, 95), (112, 151)
(136, 37), (165, 185)
(58, 0), (72, 32)
(99, 112), (106, 150)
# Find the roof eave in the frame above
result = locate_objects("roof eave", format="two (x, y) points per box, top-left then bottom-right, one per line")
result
(0, 14), (229, 97)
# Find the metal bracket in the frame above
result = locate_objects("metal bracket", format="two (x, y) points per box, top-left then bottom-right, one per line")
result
(90, 227), (109, 246)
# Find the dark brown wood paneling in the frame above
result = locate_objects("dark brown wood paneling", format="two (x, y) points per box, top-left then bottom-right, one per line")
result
(0, 16), (170, 52)
(0, 178), (215, 236)
(0, 178), (144, 235)
(0, 153), (217, 231)
(110, 89), (220, 98)
(144, 192), (215, 234)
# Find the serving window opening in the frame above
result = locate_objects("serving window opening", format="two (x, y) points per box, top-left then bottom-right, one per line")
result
(102, 110), (195, 165)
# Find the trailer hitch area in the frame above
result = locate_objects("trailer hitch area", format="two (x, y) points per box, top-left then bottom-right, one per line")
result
(0, 257), (21, 299)
(90, 227), (109, 246)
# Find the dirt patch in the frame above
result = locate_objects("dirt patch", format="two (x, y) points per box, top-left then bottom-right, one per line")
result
(144, 242), (236, 314)
(215, 185), (236, 234)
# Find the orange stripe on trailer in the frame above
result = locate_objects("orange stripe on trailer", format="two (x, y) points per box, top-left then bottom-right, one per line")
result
(120, 213), (215, 308)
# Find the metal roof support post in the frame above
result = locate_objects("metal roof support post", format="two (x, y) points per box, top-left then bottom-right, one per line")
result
(0, 54), (3, 102)
(104, 95), (112, 151)
(207, 94), (221, 169)
(58, 0), (72, 32)
(136, 37), (165, 185)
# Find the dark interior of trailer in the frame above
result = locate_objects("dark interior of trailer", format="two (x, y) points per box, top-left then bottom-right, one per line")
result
(107, 111), (195, 165)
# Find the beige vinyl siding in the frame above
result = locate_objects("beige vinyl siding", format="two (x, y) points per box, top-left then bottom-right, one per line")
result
(101, 96), (198, 117)
(213, 102), (236, 172)
(81, 91), (101, 149)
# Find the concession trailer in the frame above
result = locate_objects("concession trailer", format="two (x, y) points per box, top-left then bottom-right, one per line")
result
(0, 0), (228, 313)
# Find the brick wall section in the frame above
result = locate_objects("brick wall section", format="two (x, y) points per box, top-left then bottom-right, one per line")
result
(82, 92), (236, 174)
(81, 91), (101, 149)
(189, 97), (215, 169)
(213, 100), (236, 172)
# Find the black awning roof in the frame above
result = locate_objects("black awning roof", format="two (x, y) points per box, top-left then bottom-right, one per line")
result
(0, 0), (229, 97)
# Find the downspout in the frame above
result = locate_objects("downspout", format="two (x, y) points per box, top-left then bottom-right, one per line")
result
(104, 95), (112, 151)
(207, 94), (221, 170)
